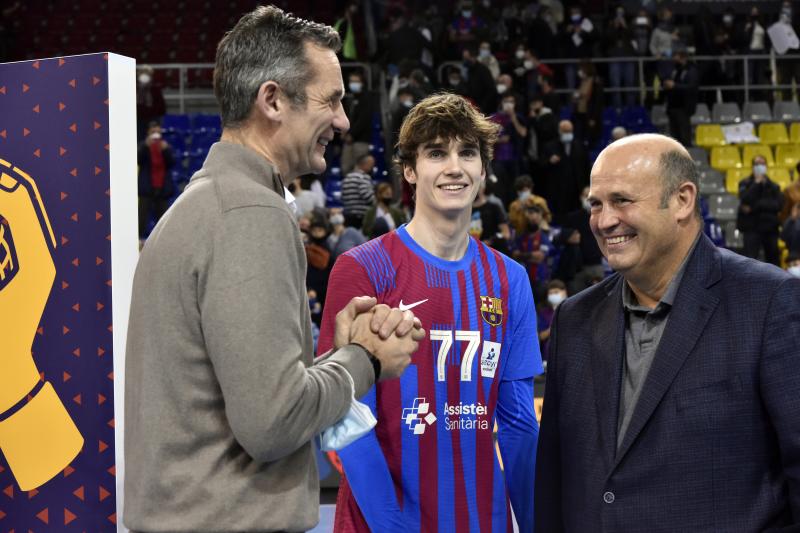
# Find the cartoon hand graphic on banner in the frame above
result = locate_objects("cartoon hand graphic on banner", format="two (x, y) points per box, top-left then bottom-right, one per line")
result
(0, 158), (83, 490)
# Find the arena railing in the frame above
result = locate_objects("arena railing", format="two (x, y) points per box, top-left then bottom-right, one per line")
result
(152, 62), (374, 114)
(437, 53), (800, 105)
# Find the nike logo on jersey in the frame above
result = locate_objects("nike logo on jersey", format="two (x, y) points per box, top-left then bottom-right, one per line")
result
(399, 298), (428, 311)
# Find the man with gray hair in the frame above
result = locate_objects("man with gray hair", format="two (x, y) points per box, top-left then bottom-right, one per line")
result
(124, 6), (424, 532)
(536, 133), (800, 531)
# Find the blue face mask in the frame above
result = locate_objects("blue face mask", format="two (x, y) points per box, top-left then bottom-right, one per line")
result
(319, 369), (377, 451)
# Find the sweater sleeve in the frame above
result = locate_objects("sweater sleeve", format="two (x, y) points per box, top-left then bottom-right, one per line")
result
(199, 205), (373, 464)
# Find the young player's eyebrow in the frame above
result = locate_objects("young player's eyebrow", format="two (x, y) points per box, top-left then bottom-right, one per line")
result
(421, 142), (445, 150)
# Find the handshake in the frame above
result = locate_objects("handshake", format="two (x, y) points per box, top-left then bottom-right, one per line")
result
(333, 296), (425, 381)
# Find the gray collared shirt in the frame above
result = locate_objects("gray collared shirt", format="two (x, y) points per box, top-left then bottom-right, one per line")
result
(616, 234), (700, 448)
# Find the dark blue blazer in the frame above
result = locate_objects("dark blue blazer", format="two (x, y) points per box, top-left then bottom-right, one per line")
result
(535, 234), (800, 532)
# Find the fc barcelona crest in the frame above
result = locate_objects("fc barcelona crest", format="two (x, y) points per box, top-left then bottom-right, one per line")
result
(480, 295), (503, 326)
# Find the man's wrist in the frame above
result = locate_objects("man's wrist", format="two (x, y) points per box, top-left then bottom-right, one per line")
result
(351, 342), (381, 381)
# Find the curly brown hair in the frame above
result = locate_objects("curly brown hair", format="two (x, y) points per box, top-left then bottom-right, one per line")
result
(394, 93), (500, 172)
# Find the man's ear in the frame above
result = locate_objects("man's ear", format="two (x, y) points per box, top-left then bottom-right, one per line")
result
(403, 164), (417, 185)
(254, 81), (282, 122)
(674, 181), (698, 221)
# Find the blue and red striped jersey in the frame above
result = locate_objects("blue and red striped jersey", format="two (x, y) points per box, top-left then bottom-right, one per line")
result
(319, 225), (542, 533)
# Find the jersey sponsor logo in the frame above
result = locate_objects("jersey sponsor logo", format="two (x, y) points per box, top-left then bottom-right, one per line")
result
(443, 401), (489, 431)
(402, 397), (437, 435)
(480, 295), (503, 326)
(480, 340), (501, 378)
(399, 298), (428, 311)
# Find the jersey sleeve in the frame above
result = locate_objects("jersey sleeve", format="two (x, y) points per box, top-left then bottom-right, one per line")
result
(496, 377), (537, 533)
(317, 250), (407, 530)
(318, 253), (377, 357)
(501, 259), (544, 381)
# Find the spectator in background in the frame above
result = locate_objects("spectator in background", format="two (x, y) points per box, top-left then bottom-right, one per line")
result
(382, 9), (430, 72)
(137, 122), (174, 239)
(512, 201), (553, 294)
(781, 166), (800, 221)
(333, 1), (365, 61)
(605, 5), (637, 109)
(491, 92), (528, 204)
(291, 175), (326, 219)
(342, 153), (376, 229)
(541, 119), (590, 224)
(737, 155), (784, 265)
(328, 208), (366, 260)
(573, 60), (604, 147)
(515, 49), (554, 104)
(650, 7), (683, 80)
(560, 5), (595, 90)
(631, 9), (654, 102)
(536, 279), (567, 363)
(448, 0), (486, 56)
(743, 6), (770, 101)
(527, 5), (560, 60)
(445, 67), (468, 94)
(563, 186), (604, 294)
(341, 70), (377, 174)
(781, 203), (800, 256)
(390, 87), (415, 153)
(509, 174), (552, 235)
(527, 95), (559, 167)
(362, 182), (406, 238)
(304, 212), (333, 314)
(496, 73), (521, 105)
(478, 40), (501, 79)
(538, 74), (562, 117)
(774, 1), (800, 101)
(136, 65), (166, 141)
(663, 49), (698, 149)
(471, 179), (511, 254)
(462, 44), (498, 114)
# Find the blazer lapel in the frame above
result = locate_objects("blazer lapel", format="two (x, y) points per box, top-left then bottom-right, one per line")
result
(614, 236), (721, 468)
(590, 275), (626, 469)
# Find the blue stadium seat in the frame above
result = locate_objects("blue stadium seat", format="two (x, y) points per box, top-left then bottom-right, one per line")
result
(191, 113), (222, 133)
(162, 114), (191, 133)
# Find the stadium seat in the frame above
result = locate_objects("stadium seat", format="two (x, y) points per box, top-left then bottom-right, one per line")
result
(712, 102), (742, 123)
(688, 146), (709, 166)
(710, 146), (742, 170)
(774, 101), (800, 122)
(722, 220), (744, 249)
(741, 144), (775, 167)
(621, 106), (653, 132)
(162, 114), (191, 133)
(651, 104), (668, 130)
(695, 124), (726, 147)
(192, 113), (222, 133)
(758, 122), (790, 145)
(690, 103), (712, 125)
(769, 167), (793, 188)
(742, 101), (772, 122)
(790, 123), (800, 143)
(698, 168), (726, 195)
(775, 144), (800, 169)
(708, 194), (739, 222)
(725, 168), (748, 194)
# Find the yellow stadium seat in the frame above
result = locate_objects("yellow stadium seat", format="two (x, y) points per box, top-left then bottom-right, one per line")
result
(695, 124), (726, 147)
(769, 167), (793, 188)
(741, 144), (775, 166)
(791, 123), (800, 143)
(775, 144), (800, 169)
(711, 146), (742, 170)
(725, 168), (748, 194)
(758, 122), (790, 144)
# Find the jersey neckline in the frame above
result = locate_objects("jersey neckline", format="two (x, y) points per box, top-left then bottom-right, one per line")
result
(395, 224), (477, 272)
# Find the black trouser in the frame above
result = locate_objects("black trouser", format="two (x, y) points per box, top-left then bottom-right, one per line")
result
(742, 230), (780, 266)
(667, 108), (692, 148)
(139, 193), (169, 238)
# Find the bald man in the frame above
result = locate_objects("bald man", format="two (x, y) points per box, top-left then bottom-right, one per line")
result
(535, 134), (800, 532)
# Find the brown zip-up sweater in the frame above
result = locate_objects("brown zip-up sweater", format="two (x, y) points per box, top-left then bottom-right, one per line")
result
(124, 142), (373, 532)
